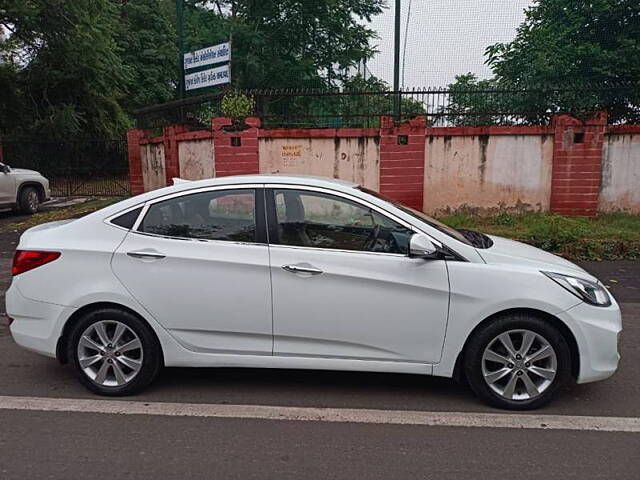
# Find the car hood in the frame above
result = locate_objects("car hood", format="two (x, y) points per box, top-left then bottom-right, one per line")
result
(10, 168), (41, 176)
(476, 235), (591, 278)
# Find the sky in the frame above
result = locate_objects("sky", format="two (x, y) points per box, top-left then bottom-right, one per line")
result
(365, 0), (533, 88)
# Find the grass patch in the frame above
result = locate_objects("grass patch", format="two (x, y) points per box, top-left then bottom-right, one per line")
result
(0, 197), (125, 234)
(438, 212), (640, 260)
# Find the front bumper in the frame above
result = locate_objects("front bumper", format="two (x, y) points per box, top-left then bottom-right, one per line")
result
(7, 282), (75, 358)
(558, 299), (622, 384)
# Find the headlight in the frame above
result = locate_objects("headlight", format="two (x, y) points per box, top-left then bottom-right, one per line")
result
(542, 271), (611, 307)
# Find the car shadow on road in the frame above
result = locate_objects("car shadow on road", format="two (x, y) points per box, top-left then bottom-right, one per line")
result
(147, 366), (478, 411)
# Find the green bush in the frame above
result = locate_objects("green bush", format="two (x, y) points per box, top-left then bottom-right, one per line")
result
(524, 214), (590, 251)
(221, 92), (255, 120)
(493, 212), (515, 226)
(438, 213), (478, 229)
(438, 211), (640, 260)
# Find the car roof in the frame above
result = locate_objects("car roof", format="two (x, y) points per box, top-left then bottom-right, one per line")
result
(95, 174), (360, 218)
(183, 174), (358, 189)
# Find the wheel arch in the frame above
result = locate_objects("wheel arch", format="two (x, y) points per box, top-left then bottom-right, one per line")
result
(18, 181), (46, 202)
(56, 301), (165, 366)
(452, 307), (580, 383)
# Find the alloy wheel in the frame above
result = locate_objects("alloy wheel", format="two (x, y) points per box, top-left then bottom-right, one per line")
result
(76, 320), (144, 387)
(481, 329), (557, 401)
(27, 190), (38, 211)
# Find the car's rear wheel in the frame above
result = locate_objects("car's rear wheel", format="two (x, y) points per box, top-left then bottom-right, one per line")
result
(464, 313), (572, 410)
(67, 308), (162, 396)
(19, 186), (40, 214)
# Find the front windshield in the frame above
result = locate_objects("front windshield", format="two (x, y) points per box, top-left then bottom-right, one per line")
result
(357, 187), (472, 246)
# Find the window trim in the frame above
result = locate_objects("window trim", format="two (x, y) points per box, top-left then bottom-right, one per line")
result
(132, 184), (267, 246)
(264, 184), (439, 257)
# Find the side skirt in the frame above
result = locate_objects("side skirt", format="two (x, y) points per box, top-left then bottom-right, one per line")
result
(164, 352), (434, 376)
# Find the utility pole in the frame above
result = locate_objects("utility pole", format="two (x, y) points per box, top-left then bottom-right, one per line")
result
(176, 0), (186, 100)
(393, 0), (401, 120)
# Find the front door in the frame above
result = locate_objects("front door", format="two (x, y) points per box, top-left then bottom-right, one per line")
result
(267, 187), (450, 364)
(112, 186), (273, 355)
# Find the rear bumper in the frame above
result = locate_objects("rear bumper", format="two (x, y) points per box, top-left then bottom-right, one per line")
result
(558, 300), (622, 384)
(7, 282), (75, 358)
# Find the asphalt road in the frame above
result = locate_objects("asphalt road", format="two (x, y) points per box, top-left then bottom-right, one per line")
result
(0, 226), (639, 479)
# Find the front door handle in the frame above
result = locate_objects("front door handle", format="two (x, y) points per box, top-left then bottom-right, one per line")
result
(127, 251), (166, 260)
(282, 264), (323, 276)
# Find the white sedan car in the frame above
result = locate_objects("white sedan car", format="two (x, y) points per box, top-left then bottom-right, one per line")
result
(7, 175), (621, 409)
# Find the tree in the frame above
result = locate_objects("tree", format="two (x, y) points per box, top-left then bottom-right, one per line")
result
(1, 0), (388, 137)
(0, 0), (131, 139)
(184, 0), (385, 90)
(445, 74), (503, 126)
(117, 0), (178, 111)
(448, 0), (640, 124)
(486, 0), (640, 87)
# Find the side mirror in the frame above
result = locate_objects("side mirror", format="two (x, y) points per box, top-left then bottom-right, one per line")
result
(409, 233), (441, 259)
(0, 164), (9, 174)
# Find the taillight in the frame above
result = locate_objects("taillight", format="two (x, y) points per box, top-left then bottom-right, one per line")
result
(12, 250), (61, 276)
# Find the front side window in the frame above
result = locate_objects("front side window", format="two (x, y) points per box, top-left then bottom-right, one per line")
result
(272, 189), (413, 254)
(139, 189), (256, 242)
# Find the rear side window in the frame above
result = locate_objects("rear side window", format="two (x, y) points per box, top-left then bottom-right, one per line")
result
(111, 207), (143, 229)
(138, 189), (256, 242)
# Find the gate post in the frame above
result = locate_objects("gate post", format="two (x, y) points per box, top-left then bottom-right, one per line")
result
(212, 117), (260, 177)
(126, 129), (147, 196)
(163, 124), (188, 186)
(379, 115), (427, 211)
(550, 112), (607, 216)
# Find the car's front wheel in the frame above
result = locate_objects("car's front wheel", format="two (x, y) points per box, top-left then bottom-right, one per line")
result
(19, 186), (40, 214)
(464, 313), (572, 410)
(67, 308), (162, 396)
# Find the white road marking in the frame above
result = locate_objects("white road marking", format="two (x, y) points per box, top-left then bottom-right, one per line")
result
(0, 395), (638, 433)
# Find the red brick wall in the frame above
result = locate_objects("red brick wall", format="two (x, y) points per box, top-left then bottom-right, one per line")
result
(126, 129), (146, 196)
(212, 117), (260, 177)
(550, 112), (607, 216)
(163, 125), (187, 185)
(378, 116), (426, 211)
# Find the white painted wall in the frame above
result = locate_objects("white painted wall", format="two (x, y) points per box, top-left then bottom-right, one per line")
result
(259, 137), (380, 190)
(424, 134), (553, 214)
(599, 134), (640, 213)
(178, 138), (215, 181)
(141, 143), (166, 192)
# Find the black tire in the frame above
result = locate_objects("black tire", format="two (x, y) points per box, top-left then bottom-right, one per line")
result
(464, 313), (572, 410)
(67, 308), (163, 396)
(19, 186), (40, 214)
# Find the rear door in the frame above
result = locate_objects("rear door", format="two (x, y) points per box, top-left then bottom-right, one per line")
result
(112, 185), (273, 355)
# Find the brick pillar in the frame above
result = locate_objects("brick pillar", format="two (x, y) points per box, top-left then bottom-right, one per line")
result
(163, 124), (187, 186)
(379, 116), (427, 211)
(550, 112), (607, 216)
(212, 117), (260, 177)
(126, 129), (146, 196)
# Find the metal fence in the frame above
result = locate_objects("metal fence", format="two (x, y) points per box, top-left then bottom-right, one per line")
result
(0, 139), (130, 197)
(134, 84), (640, 130)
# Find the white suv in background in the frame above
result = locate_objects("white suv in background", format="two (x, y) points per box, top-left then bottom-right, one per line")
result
(0, 163), (51, 214)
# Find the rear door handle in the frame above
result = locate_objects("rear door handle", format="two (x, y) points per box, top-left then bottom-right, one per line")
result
(127, 251), (166, 260)
(282, 264), (323, 276)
